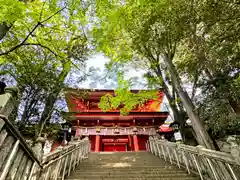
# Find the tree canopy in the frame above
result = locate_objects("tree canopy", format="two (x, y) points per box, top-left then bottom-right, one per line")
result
(0, 0), (90, 139)
(92, 0), (240, 147)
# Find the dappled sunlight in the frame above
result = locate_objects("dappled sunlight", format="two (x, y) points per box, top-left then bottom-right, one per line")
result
(98, 152), (115, 154)
(102, 162), (132, 168)
(121, 156), (137, 162)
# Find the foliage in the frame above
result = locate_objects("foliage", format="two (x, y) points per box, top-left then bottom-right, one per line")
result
(0, 0), (88, 58)
(93, 0), (240, 139)
(93, 0), (189, 116)
(173, 0), (240, 138)
(0, 0), (90, 138)
(98, 73), (158, 115)
(0, 0), (26, 24)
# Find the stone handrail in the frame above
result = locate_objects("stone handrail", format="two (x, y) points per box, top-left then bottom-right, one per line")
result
(30, 139), (90, 180)
(147, 137), (240, 180)
(0, 88), (91, 180)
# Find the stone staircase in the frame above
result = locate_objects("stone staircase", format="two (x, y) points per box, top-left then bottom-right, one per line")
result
(66, 152), (200, 180)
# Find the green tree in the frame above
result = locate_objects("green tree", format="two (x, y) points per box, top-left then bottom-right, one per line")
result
(92, 0), (231, 149)
(0, 0), (90, 139)
(0, 0), (88, 58)
(1, 41), (88, 138)
(174, 0), (240, 138)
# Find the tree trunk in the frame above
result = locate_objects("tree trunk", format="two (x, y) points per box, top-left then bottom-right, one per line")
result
(154, 65), (188, 143)
(36, 61), (71, 138)
(19, 91), (40, 130)
(37, 89), (59, 138)
(162, 54), (216, 150)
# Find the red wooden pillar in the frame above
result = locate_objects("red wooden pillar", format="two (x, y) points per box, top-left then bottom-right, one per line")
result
(133, 135), (139, 151)
(95, 135), (101, 152)
(128, 135), (132, 151)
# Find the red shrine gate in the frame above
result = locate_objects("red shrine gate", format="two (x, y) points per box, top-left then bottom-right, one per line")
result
(64, 89), (168, 152)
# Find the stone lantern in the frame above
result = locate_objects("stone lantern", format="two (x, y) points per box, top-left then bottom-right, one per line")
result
(61, 122), (72, 145)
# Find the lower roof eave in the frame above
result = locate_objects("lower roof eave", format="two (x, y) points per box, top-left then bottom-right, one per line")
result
(67, 115), (168, 122)
(63, 111), (169, 116)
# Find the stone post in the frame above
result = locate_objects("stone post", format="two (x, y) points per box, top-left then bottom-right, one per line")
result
(230, 145), (240, 165)
(228, 136), (240, 165)
(0, 87), (18, 118)
(32, 137), (45, 162)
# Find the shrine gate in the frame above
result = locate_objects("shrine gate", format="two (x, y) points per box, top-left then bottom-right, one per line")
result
(64, 89), (169, 152)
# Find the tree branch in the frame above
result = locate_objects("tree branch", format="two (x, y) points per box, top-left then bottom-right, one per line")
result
(0, 22), (41, 56)
(191, 70), (199, 100)
(0, 6), (67, 56)
(40, 6), (66, 24)
(23, 43), (63, 58)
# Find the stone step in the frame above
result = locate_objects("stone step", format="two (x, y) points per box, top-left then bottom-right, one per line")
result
(74, 169), (186, 174)
(65, 152), (199, 180)
(79, 164), (173, 167)
(75, 167), (182, 171)
(80, 160), (169, 164)
(66, 177), (199, 180)
(81, 161), (168, 164)
(75, 166), (183, 169)
(70, 173), (194, 177)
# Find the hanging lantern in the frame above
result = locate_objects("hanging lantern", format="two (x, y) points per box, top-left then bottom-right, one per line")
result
(96, 127), (101, 133)
(114, 128), (120, 134)
(133, 127), (138, 132)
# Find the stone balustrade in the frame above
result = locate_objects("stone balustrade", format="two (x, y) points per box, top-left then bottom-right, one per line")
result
(147, 137), (240, 180)
(0, 113), (91, 180)
(0, 87), (91, 180)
